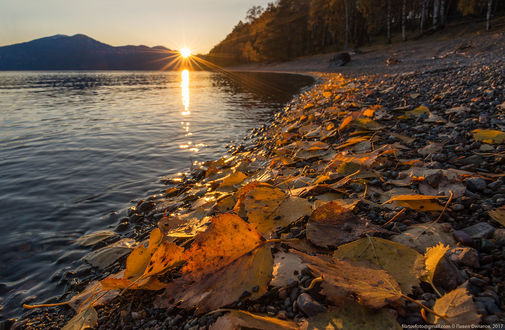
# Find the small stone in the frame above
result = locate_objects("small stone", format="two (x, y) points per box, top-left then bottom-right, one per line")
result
(296, 293), (327, 317)
(479, 239), (496, 252)
(479, 144), (494, 152)
(462, 222), (496, 239)
(453, 230), (473, 246)
(449, 247), (480, 268)
(277, 310), (288, 320)
(493, 229), (505, 241)
(483, 315), (500, 325)
(464, 177), (487, 192)
(433, 257), (466, 291)
(469, 276), (487, 287)
(475, 296), (501, 314)
(452, 204), (465, 211)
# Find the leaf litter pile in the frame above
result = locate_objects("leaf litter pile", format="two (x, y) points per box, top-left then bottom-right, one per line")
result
(21, 70), (505, 329)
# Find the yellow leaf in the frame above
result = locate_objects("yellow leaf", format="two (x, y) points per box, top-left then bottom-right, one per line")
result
(429, 286), (481, 326)
(488, 206), (505, 227)
(211, 310), (298, 330)
(338, 115), (353, 131)
(143, 241), (183, 278)
(221, 171), (248, 187)
(295, 252), (402, 308)
(423, 243), (449, 286)
(233, 183), (287, 234)
(124, 245), (150, 280)
(383, 194), (445, 211)
(400, 105), (430, 119)
(300, 300), (402, 330)
(63, 307), (98, 330)
(473, 129), (505, 144)
(352, 118), (383, 131)
(147, 228), (164, 253)
(181, 213), (264, 281)
(333, 237), (424, 294)
(100, 277), (166, 291)
(323, 91), (332, 98)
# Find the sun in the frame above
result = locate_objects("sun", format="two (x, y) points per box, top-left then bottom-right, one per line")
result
(180, 47), (192, 58)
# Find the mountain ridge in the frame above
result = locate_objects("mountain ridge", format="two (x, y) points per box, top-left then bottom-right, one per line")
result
(0, 34), (178, 70)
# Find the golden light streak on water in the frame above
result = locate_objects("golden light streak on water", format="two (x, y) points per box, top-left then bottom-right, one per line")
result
(181, 69), (190, 116)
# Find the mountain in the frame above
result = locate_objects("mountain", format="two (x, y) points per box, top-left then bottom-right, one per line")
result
(0, 34), (179, 70)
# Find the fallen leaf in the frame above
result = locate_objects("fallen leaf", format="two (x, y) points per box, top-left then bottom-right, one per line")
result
(76, 230), (116, 247)
(143, 241), (184, 278)
(181, 213), (264, 281)
(233, 183), (287, 234)
(124, 245), (150, 280)
(473, 129), (505, 144)
(156, 245), (273, 313)
(271, 252), (305, 287)
(295, 252), (402, 308)
(383, 194), (445, 211)
(100, 277), (166, 291)
(400, 105), (430, 119)
(418, 142), (444, 156)
(488, 206), (505, 228)
(338, 115), (353, 131)
(333, 237), (424, 294)
(391, 223), (455, 253)
(211, 310), (298, 330)
(423, 243), (450, 287)
(83, 238), (136, 269)
(63, 307), (98, 330)
(221, 171), (248, 187)
(307, 201), (380, 248)
(272, 196), (312, 228)
(429, 286), (480, 326)
(300, 300), (402, 330)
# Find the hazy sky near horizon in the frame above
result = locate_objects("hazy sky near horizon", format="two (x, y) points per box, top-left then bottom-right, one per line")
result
(1, 0), (272, 53)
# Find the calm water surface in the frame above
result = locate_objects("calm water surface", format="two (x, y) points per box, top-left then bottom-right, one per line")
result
(0, 70), (312, 319)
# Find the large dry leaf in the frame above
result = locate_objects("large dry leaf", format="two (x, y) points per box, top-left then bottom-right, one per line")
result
(181, 213), (264, 281)
(423, 243), (449, 286)
(233, 183), (287, 234)
(383, 194), (445, 211)
(333, 237), (424, 294)
(63, 307), (98, 330)
(156, 245), (273, 313)
(328, 145), (394, 170)
(100, 276), (166, 291)
(306, 201), (380, 248)
(83, 238), (136, 269)
(124, 245), (150, 280)
(211, 310), (298, 330)
(488, 206), (505, 227)
(473, 129), (505, 144)
(76, 230), (116, 247)
(300, 300), (402, 330)
(221, 171), (248, 187)
(295, 252), (402, 308)
(271, 252), (306, 287)
(143, 241), (184, 278)
(391, 223), (456, 253)
(429, 286), (480, 326)
(272, 196), (312, 228)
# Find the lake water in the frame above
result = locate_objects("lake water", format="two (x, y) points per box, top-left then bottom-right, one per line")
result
(0, 70), (313, 320)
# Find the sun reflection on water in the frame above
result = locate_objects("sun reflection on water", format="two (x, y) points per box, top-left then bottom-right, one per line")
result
(181, 69), (190, 116)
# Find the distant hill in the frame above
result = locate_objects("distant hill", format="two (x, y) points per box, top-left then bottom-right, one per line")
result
(0, 34), (179, 70)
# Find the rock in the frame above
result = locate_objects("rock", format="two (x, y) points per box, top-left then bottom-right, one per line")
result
(462, 222), (496, 239)
(464, 177), (487, 192)
(433, 257), (466, 291)
(448, 247), (480, 268)
(453, 230), (473, 246)
(479, 239), (496, 252)
(475, 296), (502, 314)
(138, 201), (155, 214)
(480, 144), (495, 152)
(391, 223), (456, 253)
(329, 53), (350, 67)
(296, 293), (326, 317)
(493, 229), (505, 241)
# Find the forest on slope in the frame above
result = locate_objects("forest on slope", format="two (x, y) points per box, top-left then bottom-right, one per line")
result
(207, 0), (504, 65)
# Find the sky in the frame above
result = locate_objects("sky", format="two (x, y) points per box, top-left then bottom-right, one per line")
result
(0, 0), (272, 54)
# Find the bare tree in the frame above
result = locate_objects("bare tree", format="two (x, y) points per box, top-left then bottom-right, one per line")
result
(344, 0), (350, 48)
(486, 0), (494, 31)
(387, 0), (392, 43)
(433, 0), (440, 30)
(440, 0), (446, 28)
(420, 0), (426, 34)
(402, 0), (407, 41)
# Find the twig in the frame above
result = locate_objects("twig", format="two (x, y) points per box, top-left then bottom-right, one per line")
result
(382, 208), (406, 227)
(301, 276), (324, 291)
